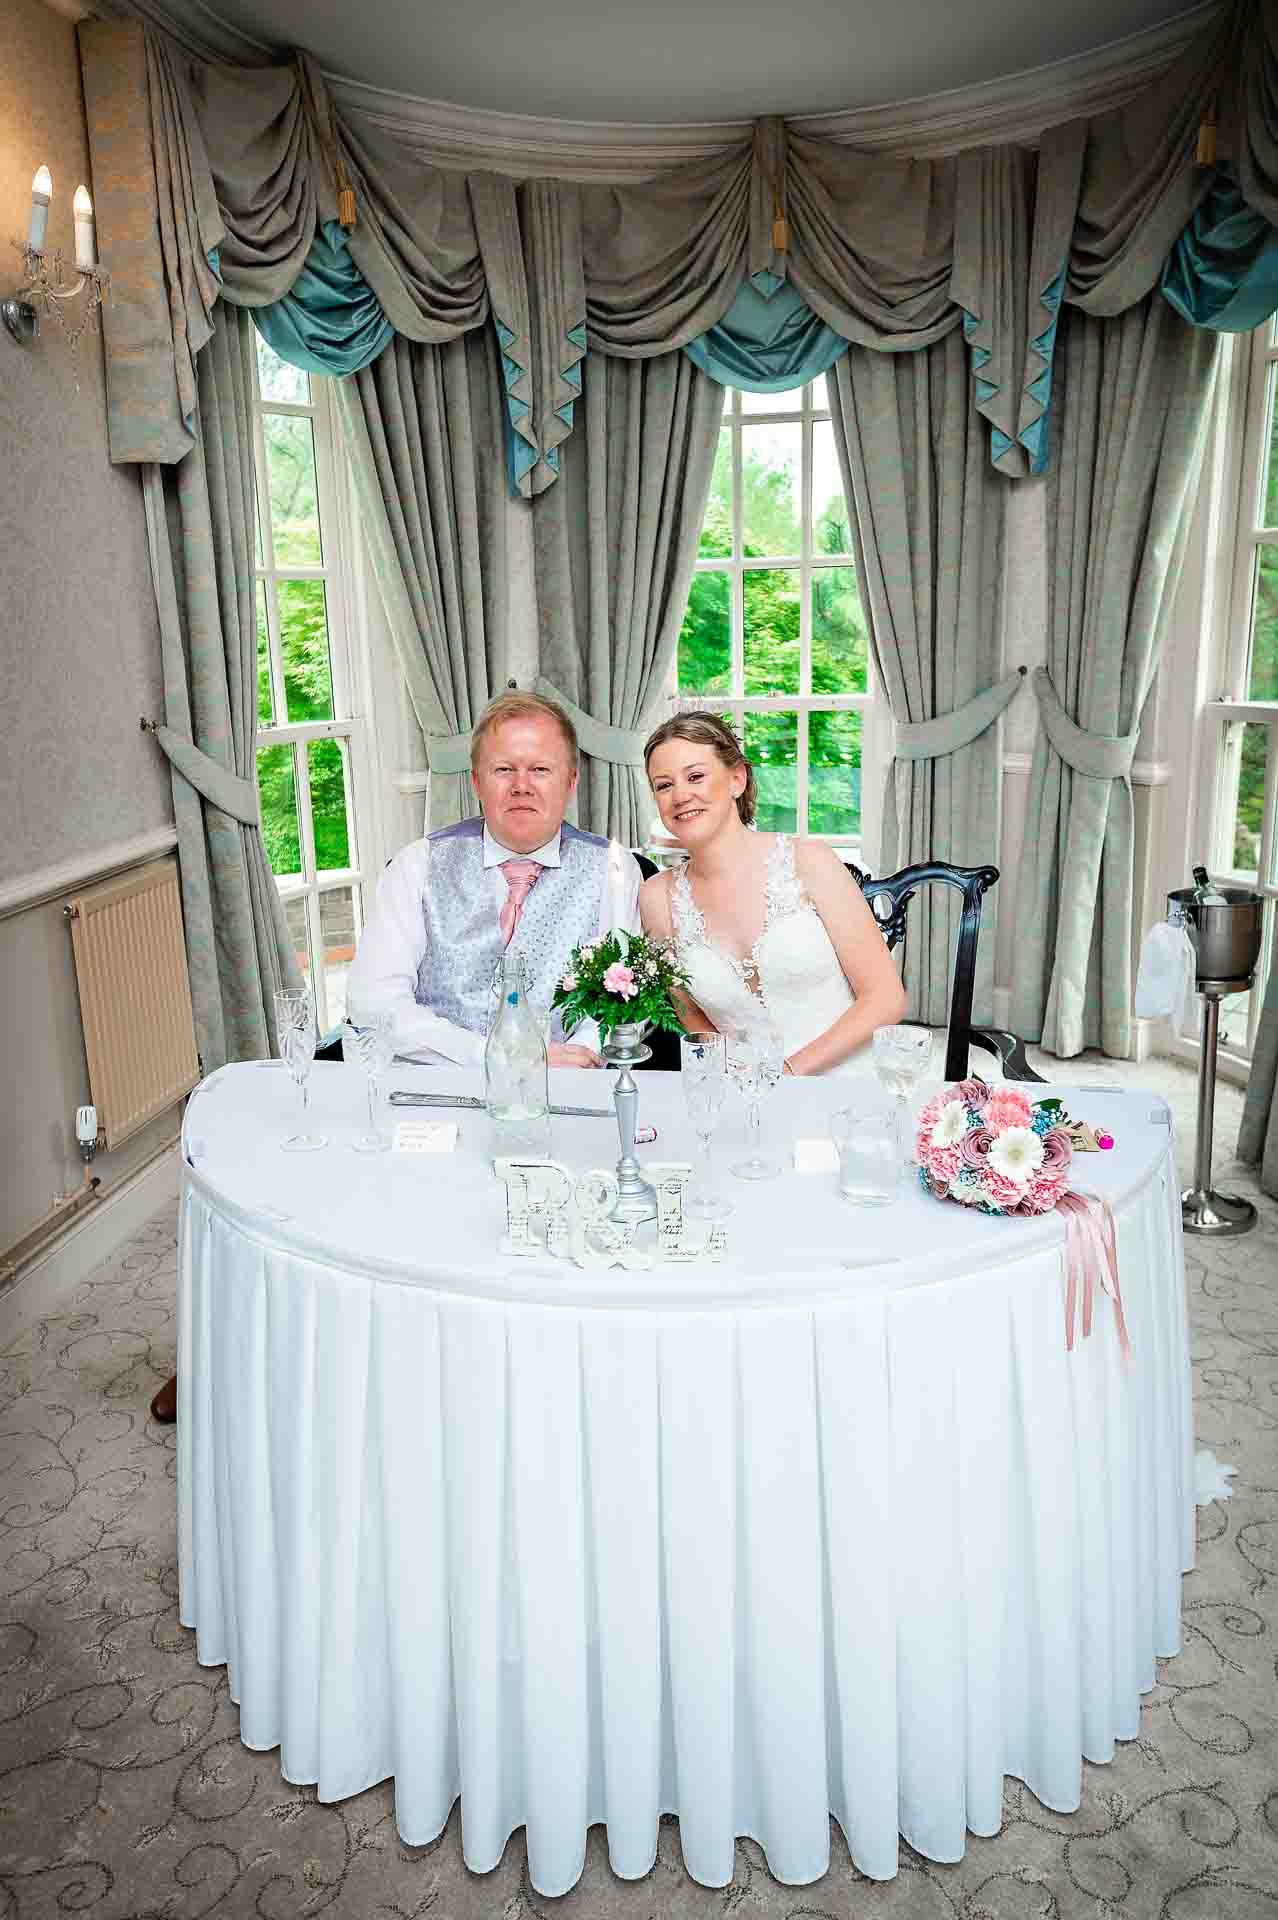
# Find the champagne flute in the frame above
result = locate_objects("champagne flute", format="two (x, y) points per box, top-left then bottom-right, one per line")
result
(274, 987), (328, 1151)
(343, 1012), (394, 1152)
(871, 1024), (934, 1155)
(679, 1031), (733, 1218)
(728, 1016), (786, 1181)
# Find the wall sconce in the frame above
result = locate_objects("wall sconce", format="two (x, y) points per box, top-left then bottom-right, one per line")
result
(3, 166), (108, 360)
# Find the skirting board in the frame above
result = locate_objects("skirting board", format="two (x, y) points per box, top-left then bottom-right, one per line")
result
(0, 1141), (181, 1350)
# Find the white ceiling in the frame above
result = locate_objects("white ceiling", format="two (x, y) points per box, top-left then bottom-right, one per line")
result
(164, 0), (1205, 124)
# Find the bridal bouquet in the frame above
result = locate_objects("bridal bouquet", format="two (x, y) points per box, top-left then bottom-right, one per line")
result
(915, 1080), (1076, 1216)
(551, 928), (689, 1041)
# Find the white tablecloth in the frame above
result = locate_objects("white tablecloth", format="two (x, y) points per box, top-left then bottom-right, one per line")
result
(177, 1061), (1193, 1895)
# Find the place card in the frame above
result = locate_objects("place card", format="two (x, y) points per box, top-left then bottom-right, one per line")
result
(394, 1120), (458, 1154)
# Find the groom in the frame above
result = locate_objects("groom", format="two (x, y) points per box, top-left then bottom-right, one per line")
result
(345, 689), (642, 1066)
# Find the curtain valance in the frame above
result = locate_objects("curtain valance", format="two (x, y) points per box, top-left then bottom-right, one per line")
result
(80, 0), (1278, 484)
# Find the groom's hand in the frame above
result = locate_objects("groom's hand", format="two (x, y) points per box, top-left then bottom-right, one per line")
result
(548, 1042), (602, 1069)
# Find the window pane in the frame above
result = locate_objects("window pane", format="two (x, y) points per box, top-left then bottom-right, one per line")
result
(256, 334), (310, 406)
(1251, 544), (1278, 699)
(1265, 366), (1278, 528)
(812, 567), (868, 693)
(678, 571), (731, 692)
(812, 422), (852, 556)
(808, 710), (862, 837)
(308, 738), (352, 872)
(744, 711), (797, 832)
(744, 567), (800, 694)
(280, 579), (333, 722)
(319, 887), (355, 1028)
(264, 414), (323, 565)
(699, 429), (732, 558)
(739, 384), (799, 413)
(1217, 983), (1252, 1053)
(256, 580), (273, 724)
(741, 423), (800, 556)
(283, 894), (311, 984)
(257, 743), (302, 876)
(1227, 720), (1269, 880)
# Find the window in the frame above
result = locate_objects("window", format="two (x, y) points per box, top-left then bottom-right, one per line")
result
(673, 380), (872, 847)
(1199, 320), (1278, 1059)
(252, 336), (374, 1034)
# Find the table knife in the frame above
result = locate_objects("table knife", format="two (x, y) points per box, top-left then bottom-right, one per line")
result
(390, 1090), (613, 1119)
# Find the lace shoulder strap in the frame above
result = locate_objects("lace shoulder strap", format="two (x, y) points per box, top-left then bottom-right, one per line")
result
(669, 860), (706, 948)
(765, 834), (806, 926)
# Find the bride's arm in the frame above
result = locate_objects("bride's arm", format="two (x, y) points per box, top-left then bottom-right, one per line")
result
(783, 843), (908, 1075)
(639, 871), (718, 1037)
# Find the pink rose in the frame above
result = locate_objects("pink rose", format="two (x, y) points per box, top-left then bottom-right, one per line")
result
(602, 962), (637, 1000)
(924, 1144), (962, 1187)
(986, 1088), (1033, 1133)
(982, 1168), (1025, 1212)
(1039, 1126), (1073, 1176)
(560, 972), (578, 992)
(1014, 1171), (1066, 1215)
(955, 1078), (992, 1110)
(959, 1125), (994, 1171)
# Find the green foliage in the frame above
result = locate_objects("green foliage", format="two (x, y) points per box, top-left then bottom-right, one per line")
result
(552, 929), (690, 1038)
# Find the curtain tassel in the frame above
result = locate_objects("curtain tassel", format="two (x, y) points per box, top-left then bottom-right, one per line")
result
(1196, 100), (1218, 167)
(335, 156), (357, 230)
(771, 183), (789, 255)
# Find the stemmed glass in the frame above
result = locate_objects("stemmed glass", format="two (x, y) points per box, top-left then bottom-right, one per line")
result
(871, 1024), (934, 1155)
(342, 1012), (394, 1152)
(727, 1016), (786, 1181)
(679, 1032), (733, 1218)
(274, 987), (328, 1151)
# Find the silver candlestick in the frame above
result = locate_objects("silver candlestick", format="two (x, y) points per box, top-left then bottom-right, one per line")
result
(602, 1022), (657, 1225)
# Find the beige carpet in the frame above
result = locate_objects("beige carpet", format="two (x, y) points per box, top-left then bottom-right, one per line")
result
(2, 1052), (1275, 1920)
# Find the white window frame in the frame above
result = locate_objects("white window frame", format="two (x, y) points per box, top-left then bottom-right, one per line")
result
(251, 353), (379, 1035)
(670, 381), (879, 859)
(1195, 319), (1278, 1063)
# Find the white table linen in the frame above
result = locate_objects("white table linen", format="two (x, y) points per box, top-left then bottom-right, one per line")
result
(178, 1062), (1193, 1895)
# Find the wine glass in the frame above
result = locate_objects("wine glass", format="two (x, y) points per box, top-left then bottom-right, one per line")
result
(871, 1024), (934, 1154)
(274, 987), (328, 1151)
(727, 1016), (786, 1181)
(679, 1032), (733, 1218)
(342, 1012), (394, 1152)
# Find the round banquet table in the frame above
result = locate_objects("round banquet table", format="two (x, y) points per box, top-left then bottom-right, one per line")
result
(177, 1060), (1193, 1896)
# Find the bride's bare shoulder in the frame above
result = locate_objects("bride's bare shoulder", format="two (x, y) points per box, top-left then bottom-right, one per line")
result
(639, 868), (675, 937)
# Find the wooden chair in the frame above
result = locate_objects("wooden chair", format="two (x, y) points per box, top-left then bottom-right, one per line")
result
(847, 859), (1044, 1084)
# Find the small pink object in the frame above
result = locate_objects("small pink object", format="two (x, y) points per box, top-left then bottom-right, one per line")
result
(634, 1125), (657, 1145)
(602, 961), (637, 999)
(1097, 1131), (1114, 1150)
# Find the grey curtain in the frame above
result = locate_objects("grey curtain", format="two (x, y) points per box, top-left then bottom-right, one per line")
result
(1009, 297), (1220, 1059)
(826, 329), (1010, 1027)
(337, 326), (509, 825)
(142, 305), (300, 1071)
(1239, 960), (1278, 1196)
(532, 349), (725, 842)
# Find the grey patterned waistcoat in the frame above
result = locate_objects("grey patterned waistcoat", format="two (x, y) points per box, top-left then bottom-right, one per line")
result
(414, 817), (611, 1042)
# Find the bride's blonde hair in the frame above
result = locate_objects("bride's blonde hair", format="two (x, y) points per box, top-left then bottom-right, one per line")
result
(643, 711), (757, 827)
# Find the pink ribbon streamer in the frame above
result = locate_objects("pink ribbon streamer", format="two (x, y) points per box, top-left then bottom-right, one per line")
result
(1056, 1190), (1131, 1359)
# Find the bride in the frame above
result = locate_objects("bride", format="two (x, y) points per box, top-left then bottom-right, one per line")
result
(640, 711), (908, 1075)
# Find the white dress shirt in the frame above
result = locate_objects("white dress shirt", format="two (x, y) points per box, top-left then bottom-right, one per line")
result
(347, 824), (643, 1067)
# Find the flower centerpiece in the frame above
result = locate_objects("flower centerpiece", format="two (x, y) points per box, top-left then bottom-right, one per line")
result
(551, 928), (689, 1047)
(915, 1080), (1076, 1216)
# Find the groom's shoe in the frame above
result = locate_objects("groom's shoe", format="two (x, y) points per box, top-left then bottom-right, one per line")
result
(150, 1373), (177, 1424)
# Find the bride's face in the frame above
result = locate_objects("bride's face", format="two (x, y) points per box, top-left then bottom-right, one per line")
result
(647, 739), (746, 849)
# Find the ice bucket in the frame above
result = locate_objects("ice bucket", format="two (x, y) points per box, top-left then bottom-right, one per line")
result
(1167, 886), (1264, 986)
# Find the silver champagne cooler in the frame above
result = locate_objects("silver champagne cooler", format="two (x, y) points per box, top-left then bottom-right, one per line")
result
(1168, 878), (1264, 1236)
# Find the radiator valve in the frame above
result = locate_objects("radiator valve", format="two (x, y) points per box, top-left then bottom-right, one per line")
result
(76, 1104), (100, 1163)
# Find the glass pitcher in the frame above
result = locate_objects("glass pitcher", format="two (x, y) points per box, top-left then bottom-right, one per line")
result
(485, 952), (550, 1155)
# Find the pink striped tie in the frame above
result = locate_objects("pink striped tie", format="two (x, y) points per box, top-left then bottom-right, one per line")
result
(498, 859), (541, 946)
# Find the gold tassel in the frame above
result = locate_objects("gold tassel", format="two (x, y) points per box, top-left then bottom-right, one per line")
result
(1196, 101), (1218, 167)
(771, 184), (789, 255)
(335, 154), (357, 229)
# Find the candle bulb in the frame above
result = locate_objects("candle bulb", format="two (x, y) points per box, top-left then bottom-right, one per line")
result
(29, 166), (52, 252)
(73, 185), (95, 271)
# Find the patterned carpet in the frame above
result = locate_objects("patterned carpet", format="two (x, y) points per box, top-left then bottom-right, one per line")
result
(2, 1051), (1275, 1920)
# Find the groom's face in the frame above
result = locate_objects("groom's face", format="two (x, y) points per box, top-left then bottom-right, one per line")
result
(472, 715), (578, 855)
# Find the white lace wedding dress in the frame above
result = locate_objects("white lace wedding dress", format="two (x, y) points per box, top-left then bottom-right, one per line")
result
(670, 834), (856, 1066)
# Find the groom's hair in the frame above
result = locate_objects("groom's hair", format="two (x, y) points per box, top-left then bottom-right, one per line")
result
(643, 711), (757, 827)
(470, 691), (578, 770)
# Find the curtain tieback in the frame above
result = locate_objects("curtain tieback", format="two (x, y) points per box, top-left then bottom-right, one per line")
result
(894, 667), (1026, 762)
(146, 722), (261, 825)
(1031, 667), (1138, 779)
(424, 729), (474, 777)
(534, 678), (648, 768)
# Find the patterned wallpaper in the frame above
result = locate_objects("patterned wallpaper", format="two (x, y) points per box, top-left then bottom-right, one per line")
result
(0, 0), (171, 890)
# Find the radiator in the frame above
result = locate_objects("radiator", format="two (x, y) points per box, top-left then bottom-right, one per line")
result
(67, 857), (200, 1148)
